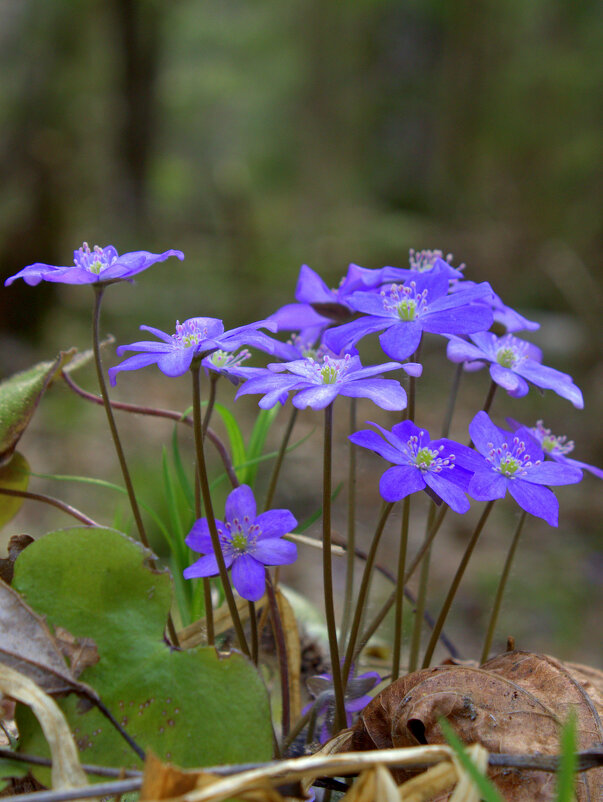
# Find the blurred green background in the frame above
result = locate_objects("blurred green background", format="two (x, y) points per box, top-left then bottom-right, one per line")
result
(0, 0), (601, 665)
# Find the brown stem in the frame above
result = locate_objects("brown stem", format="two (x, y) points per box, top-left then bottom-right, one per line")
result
(0, 488), (99, 527)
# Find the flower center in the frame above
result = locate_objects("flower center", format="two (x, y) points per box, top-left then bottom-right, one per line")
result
(486, 437), (540, 479)
(532, 420), (574, 455)
(381, 281), (429, 321)
(208, 349), (250, 370)
(494, 335), (528, 369)
(75, 242), (115, 275)
(173, 320), (208, 348)
(409, 248), (447, 272)
(402, 433), (455, 473)
(308, 354), (351, 384)
(223, 517), (261, 556)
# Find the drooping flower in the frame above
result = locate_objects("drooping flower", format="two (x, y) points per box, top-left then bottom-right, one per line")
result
(268, 263), (388, 341)
(4, 242), (184, 286)
(236, 353), (417, 411)
(108, 317), (277, 384)
(349, 420), (477, 513)
(323, 272), (493, 361)
(183, 484), (297, 602)
(303, 668), (382, 744)
(446, 331), (583, 408)
(466, 412), (583, 526)
(507, 419), (603, 479)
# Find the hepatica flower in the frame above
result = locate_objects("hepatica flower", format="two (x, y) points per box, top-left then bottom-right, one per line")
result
(4, 242), (184, 286)
(304, 668), (381, 743)
(381, 249), (465, 283)
(183, 484), (297, 602)
(323, 272), (493, 361)
(467, 412), (583, 526)
(109, 317), (277, 384)
(446, 331), (583, 408)
(507, 419), (603, 479)
(350, 420), (477, 513)
(236, 353), (416, 411)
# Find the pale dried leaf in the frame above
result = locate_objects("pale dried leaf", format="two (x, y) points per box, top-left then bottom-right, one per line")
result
(449, 744), (489, 802)
(0, 664), (88, 791)
(276, 588), (302, 722)
(0, 579), (98, 701)
(398, 760), (457, 802)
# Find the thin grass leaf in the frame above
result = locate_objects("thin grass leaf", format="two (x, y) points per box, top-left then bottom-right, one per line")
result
(555, 713), (578, 802)
(439, 718), (503, 802)
(213, 402), (247, 482)
(243, 406), (281, 486)
(171, 425), (194, 509)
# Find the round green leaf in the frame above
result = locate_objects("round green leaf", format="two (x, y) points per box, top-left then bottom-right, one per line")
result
(13, 527), (272, 776)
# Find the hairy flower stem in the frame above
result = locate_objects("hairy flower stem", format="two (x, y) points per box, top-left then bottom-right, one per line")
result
(341, 502), (394, 690)
(354, 503), (449, 662)
(264, 406), (297, 512)
(91, 288), (180, 648)
(392, 495), (411, 680)
(202, 372), (219, 435)
(322, 405), (346, 734)
(0, 488), (99, 527)
(404, 342), (422, 423)
(190, 362), (249, 657)
(339, 399), (358, 651)
(248, 601), (259, 664)
(480, 510), (528, 663)
(407, 504), (436, 673)
(482, 379), (498, 415)
(422, 500), (496, 668)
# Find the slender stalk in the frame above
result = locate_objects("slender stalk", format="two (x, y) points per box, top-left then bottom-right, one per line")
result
(322, 404), (345, 734)
(392, 495), (411, 680)
(264, 571), (290, 739)
(422, 500), (495, 668)
(480, 510), (528, 663)
(202, 372), (219, 435)
(339, 398), (357, 650)
(264, 406), (297, 511)
(482, 379), (498, 415)
(404, 341), (422, 423)
(248, 601), (259, 664)
(190, 362), (249, 656)
(355, 503), (449, 660)
(0, 488), (99, 527)
(341, 502), (394, 690)
(91, 286), (149, 551)
(62, 370), (241, 490)
(408, 504), (436, 672)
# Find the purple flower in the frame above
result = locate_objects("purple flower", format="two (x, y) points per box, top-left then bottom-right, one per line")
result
(4, 242), (184, 286)
(201, 349), (254, 385)
(350, 420), (477, 513)
(183, 484), (297, 602)
(322, 272), (493, 361)
(381, 249), (465, 283)
(236, 353), (417, 411)
(303, 669), (381, 743)
(269, 263), (387, 341)
(449, 279), (540, 333)
(446, 331), (584, 408)
(108, 317), (277, 384)
(467, 412), (583, 526)
(507, 419), (603, 479)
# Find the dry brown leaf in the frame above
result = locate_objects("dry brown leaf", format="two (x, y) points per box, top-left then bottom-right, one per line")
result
(276, 588), (302, 722)
(341, 764), (400, 801)
(53, 627), (100, 679)
(177, 595), (260, 650)
(0, 578), (99, 701)
(140, 750), (204, 800)
(0, 664), (88, 792)
(342, 650), (603, 801)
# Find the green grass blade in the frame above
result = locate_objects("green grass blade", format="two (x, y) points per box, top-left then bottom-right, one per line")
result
(439, 718), (503, 802)
(213, 402), (247, 483)
(554, 713), (578, 802)
(243, 406), (281, 486)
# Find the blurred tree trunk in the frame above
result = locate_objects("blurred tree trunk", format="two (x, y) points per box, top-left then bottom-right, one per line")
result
(110, 0), (163, 233)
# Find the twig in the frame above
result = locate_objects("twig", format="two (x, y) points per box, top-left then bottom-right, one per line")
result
(0, 749), (142, 778)
(0, 488), (99, 528)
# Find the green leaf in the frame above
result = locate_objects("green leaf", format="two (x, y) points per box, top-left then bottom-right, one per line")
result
(243, 406), (280, 486)
(439, 718), (503, 802)
(213, 402), (247, 482)
(12, 527), (272, 779)
(0, 452), (30, 529)
(555, 713), (578, 802)
(0, 351), (75, 465)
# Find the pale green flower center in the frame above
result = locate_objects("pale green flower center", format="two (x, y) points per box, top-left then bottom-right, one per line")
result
(496, 347), (517, 368)
(397, 298), (417, 321)
(498, 455), (521, 476)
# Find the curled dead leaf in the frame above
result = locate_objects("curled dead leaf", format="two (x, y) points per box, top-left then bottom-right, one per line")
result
(342, 650), (603, 801)
(0, 534), (34, 584)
